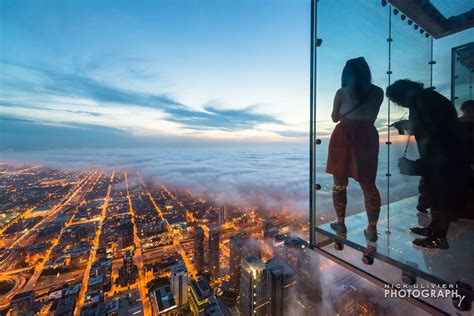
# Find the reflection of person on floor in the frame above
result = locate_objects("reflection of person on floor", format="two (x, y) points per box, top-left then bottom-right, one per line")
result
(326, 57), (384, 242)
(387, 79), (468, 249)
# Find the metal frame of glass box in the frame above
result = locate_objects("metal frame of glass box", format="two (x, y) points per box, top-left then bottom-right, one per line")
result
(308, 1), (474, 315)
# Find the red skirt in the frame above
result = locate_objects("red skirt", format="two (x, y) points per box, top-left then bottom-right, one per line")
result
(326, 118), (379, 183)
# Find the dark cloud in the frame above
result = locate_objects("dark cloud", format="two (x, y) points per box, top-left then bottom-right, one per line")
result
(1, 62), (284, 132)
(0, 100), (104, 118)
(0, 116), (34, 124)
(60, 109), (103, 117)
(39, 69), (184, 109)
(0, 115), (167, 150)
(0, 114), (287, 150)
(167, 104), (284, 130)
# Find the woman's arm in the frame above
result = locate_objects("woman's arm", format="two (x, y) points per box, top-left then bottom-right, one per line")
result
(331, 89), (342, 123)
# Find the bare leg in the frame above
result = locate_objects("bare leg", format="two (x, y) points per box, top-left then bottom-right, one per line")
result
(360, 181), (381, 232)
(333, 176), (348, 225)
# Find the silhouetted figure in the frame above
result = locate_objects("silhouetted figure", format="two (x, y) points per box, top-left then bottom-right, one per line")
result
(416, 178), (431, 214)
(460, 100), (474, 168)
(387, 80), (468, 249)
(326, 57), (384, 242)
(460, 100), (474, 122)
(459, 100), (474, 216)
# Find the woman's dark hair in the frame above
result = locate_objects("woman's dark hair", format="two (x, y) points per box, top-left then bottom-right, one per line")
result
(386, 79), (424, 105)
(341, 57), (372, 100)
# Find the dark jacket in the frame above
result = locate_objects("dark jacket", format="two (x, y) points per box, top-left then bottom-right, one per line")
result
(409, 89), (468, 213)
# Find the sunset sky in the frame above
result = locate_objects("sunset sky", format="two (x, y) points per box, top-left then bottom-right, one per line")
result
(1, 0), (473, 149)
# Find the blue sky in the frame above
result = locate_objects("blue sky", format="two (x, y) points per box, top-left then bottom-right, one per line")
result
(1, 0), (473, 149)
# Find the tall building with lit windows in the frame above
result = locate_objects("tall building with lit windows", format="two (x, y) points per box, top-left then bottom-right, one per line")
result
(266, 258), (296, 316)
(239, 255), (270, 316)
(208, 229), (220, 280)
(194, 226), (205, 274)
(118, 221), (134, 249)
(170, 262), (189, 309)
(218, 204), (227, 226)
(118, 249), (138, 286)
(229, 233), (247, 290)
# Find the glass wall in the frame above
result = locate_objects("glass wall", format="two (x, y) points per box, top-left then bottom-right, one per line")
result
(452, 42), (474, 109)
(312, 1), (474, 314)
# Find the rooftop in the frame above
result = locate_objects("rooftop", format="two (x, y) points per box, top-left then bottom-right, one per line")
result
(284, 236), (308, 249)
(171, 262), (187, 275)
(266, 258), (295, 277)
(153, 285), (177, 314)
(190, 277), (212, 301)
(11, 290), (34, 301)
(202, 296), (231, 316)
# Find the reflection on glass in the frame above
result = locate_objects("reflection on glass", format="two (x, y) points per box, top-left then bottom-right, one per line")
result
(452, 42), (474, 109)
(313, 1), (474, 313)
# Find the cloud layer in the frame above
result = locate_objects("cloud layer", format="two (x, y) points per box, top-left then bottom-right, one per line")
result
(1, 143), (419, 217)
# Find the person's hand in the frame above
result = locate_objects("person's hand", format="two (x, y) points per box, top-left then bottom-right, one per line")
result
(389, 120), (410, 135)
(398, 157), (415, 175)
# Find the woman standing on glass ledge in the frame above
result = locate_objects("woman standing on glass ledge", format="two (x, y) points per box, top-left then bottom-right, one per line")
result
(326, 57), (384, 242)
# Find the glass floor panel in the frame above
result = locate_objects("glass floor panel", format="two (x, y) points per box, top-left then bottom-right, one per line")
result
(317, 240), (470, 315)
(316, 196), (474, 288)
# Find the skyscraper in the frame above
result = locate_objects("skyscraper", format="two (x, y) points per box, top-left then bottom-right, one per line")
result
(284, 236), (308, 270)
(118, 249), (138, 286)
(218, 204), (227, 226)
(194, 226), (205, 274)
(208, 229), (220, 280)
(239, 255), (270, 316)
(188, 277), (213, 315)
(123, 250), (134, 274)
(283, 236), (320, 303)
(229, 233), (247, 290)
(171, 262), (189, 308)
(118, 221), (134, 249)
(266, 258), (296, 316)
(263, 219), (278, 240)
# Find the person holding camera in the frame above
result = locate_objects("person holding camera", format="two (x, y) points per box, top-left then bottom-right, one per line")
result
(387, 79), (468, 249)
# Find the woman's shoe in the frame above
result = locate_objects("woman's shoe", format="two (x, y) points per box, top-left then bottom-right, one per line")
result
(364, 229), (378, 242)
(330, 222), (347, 234)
